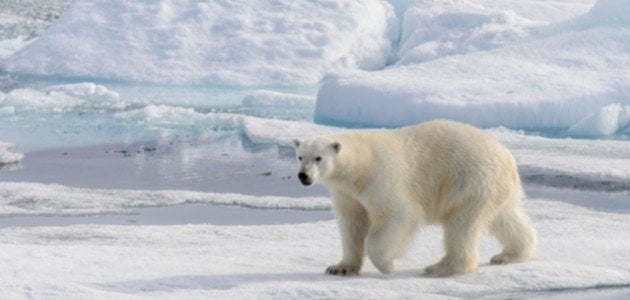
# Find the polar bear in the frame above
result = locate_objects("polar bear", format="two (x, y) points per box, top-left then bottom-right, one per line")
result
(293, 120), (536, 277)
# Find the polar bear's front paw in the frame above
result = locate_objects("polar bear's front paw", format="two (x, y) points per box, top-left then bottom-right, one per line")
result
(424, 260), (472, 277)
(490, 252), (527, 265)
(424, 263), (455, 277)
(325, 264), (360, 276)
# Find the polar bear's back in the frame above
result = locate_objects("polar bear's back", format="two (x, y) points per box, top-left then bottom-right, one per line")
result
(327, 119), (521, 214)
(395, 120), (521, 220)
(397, 119), (515, 169)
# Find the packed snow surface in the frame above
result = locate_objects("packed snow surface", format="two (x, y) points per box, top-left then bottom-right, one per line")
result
(1, 196), (630, 298)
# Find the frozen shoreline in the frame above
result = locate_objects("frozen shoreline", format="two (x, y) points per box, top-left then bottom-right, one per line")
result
(0, 139), (628, 229)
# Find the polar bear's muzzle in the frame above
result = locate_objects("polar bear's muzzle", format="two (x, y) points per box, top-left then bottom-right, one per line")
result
(298, 172), (313, 186)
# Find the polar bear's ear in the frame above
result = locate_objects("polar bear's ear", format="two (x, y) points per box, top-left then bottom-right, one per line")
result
(331, 141), (341, 153)
(292, 139), (301, 148)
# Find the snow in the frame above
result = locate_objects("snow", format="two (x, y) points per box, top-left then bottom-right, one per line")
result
(1, 198), (630, 298)
(0, 182), (329, 217)
(567, 103), (630, 137)
(395, 1), (540, 65)
(0, 0), (397, 86)
(0, 141), (23, 165)
(242, 90), (315, 108)
(114, 105), (238, 129)
(111, 103), (343, 146)
(0, 0), (73, 58)
(314, 0), (630, 137)
(0, 83), (124, 113)
(241, 117), (340, 147)
(0, 36), (33, 58)
(395, 0), (595, 65)
(489, 128), (630, 190)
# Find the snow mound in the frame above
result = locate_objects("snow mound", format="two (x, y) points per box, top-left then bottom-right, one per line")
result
(114, 104), (342, 145)
(568, 103), (630, 137)
(241, 117), (341, 146)
(393, 0), (597, 64)
(0, 142), (23, 165)
(0, 0), (397, 86)
(242, 90), (315, 107)
(44, 82), (120, 103)
(114, 105), (239, 129)
(314, 0), (630, 137)
(0, 82), (125, 113)
(395, 0), (541, 65)
(0, 182), (330, 216)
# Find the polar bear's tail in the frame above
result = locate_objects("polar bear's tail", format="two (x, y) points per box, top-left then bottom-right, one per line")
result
(488, 190), (537, 264)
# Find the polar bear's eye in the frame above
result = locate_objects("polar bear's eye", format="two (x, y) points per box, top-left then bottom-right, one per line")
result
(316, 157), (322, 162)
(298, 156), (303, 161)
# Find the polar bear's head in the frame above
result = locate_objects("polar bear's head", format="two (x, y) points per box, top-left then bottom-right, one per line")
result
(292, 138), (340, 186)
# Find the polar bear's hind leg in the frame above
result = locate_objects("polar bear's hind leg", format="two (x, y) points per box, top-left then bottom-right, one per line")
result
(489, 202), (537, 265)
(424, 192), (493, 277)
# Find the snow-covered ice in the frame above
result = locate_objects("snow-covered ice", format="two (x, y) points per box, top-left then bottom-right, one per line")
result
(242, 90), (315, 108)
(315, 0), (630, 137)
(3, 0), (629, 136)
(568, 103), (630, 137)
(0, 141), (23, 165)
(0, 0), (397, 86)
(0, 0), (73, 59)
(0, 82), (123, 113)
(0, 182), (330, 217)
(1, 198), (630, 298)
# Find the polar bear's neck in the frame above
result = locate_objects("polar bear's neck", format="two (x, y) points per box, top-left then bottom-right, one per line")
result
(324, 135), (375, 196)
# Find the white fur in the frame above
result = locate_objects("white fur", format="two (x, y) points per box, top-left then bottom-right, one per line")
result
(293, 120), (537, 277)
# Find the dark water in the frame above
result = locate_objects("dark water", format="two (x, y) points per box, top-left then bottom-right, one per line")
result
(0, 136), (328, 198)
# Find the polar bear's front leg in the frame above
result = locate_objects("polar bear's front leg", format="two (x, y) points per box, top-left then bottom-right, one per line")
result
(365, 205), (419, 275)
(327, 192), (369, 276)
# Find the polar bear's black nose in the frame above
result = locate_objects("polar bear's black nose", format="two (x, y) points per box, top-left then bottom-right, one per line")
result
(298, 172), (311, 186)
